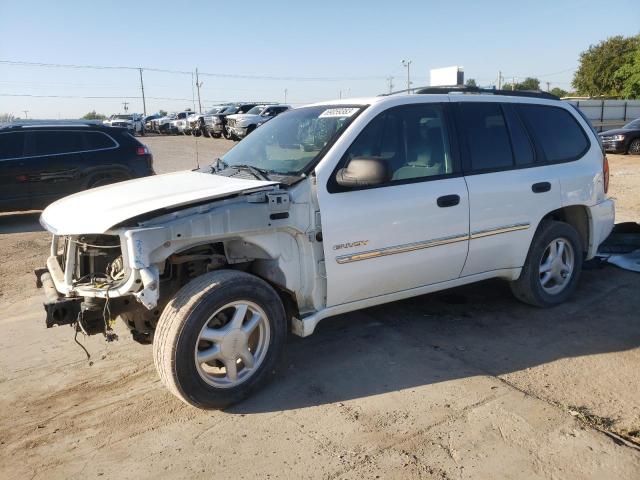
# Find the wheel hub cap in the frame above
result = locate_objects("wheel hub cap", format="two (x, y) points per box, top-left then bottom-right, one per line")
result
(539, 238), (574, 295)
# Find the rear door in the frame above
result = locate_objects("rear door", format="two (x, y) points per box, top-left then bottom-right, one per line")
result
(0, 131), (30, 211)
(454, 99), (562, 276)
(24, 129), (87, 209)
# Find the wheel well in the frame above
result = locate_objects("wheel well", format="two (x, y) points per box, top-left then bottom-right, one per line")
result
(542, 205), (590, 254)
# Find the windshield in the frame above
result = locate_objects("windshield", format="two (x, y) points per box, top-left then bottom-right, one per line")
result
(206, 107), (223, 114)
(218, 105), (364, 175)
(222, 106), (239, 114)
(623, 118), (640, 129)
(245, 106), (265, 115)
(114, 115), (132, 120)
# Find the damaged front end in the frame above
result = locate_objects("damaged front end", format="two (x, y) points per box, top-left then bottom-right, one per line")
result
(35, 233), (157, 342)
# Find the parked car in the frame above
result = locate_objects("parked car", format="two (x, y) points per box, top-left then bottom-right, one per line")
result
(203, 103), (258, 139)
(143, 114), (162, 132)
(599, 118), (640, 154)
(226, 104), (291, 140)
(35, 88), (614, 409)
(0, 122), (154, 212)
(169, 111), (194, 135)
(103, 114), (144, 135)
(188, 106), (230, 137)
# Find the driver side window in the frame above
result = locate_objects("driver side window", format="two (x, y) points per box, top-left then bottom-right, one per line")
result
(343, 104), (453, 183)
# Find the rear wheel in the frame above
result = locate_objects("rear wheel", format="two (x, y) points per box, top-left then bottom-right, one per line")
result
(153, 270), (287, 409)
(510, 221), (583, 307)
(628, 138), (640, 155)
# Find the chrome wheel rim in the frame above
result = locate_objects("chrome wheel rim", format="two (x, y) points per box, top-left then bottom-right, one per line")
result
(539, 238), (575, 295)
(630, 140), (640, 155)
(194, 301), (270, 388)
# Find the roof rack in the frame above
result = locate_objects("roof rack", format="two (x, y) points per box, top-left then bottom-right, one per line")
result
(381, 85), (559, 100)
(0, 120), (105, 129)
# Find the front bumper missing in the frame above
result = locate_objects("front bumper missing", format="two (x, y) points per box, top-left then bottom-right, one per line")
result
(35, 267), (81, 328)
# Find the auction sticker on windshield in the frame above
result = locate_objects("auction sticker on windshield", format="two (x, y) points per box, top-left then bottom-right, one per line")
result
(318, 107), (360, 118)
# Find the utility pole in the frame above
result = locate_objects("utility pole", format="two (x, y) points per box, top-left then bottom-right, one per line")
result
(122, 101), (129, 112)
(546, 81), (551, 92)
(401, 60), (412, 93)
(195, 68), (203, 113)
(497, 70), (503, 90)
(386, 76), (394, 93)
(511, 77), (517, 91)
(284, 88), (288, 103)
(139, 68), (147, 116)
(22, 110), (28, 119)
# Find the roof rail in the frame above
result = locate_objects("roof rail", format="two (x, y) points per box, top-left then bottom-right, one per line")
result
(1, 120), (105, 129)
(413, 86), (559, 100)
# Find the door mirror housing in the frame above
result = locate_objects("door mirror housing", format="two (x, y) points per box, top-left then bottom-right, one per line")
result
(335, 157), (390, 187)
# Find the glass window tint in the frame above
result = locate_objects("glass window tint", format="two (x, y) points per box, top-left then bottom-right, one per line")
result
(85, 132), (116, 150)
(0, 132), (25, 160)
(517, 104), (589, 162)
(460, 103), (513, 170)
(503, 106), (535, 166)
(29, 131), (84, 156)
(344, 104), (453, 183)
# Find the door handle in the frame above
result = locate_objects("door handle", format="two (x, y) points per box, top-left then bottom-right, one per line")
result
(437, 194), (460, 208)
(532, 182), (551, 193)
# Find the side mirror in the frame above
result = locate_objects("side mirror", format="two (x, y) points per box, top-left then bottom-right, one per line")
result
(335, 157), (390, 187)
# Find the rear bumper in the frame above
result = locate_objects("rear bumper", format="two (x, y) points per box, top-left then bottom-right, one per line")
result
(588, 198), (615, 258)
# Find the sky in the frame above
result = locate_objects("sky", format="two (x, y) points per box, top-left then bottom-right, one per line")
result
(0, 0), (638, 119)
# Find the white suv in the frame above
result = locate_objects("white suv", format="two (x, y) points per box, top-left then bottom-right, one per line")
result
(37, 88), (614, 408)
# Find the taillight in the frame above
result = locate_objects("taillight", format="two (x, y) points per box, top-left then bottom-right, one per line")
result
(603, 155), (609, 194)
(136, 145), (149, 156)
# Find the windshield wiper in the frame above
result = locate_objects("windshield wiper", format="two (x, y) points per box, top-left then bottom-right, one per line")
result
(231, 164), (271, 180)
(209, 158), (228, 173)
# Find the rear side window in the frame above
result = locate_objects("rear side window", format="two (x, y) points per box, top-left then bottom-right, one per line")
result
(459, 103), (513, 171)
(85, 131), (117, 150)
(517, 105), (589, 162)
(503, 105), (535, 166)
(0, 132), (25, 160)
(27, 131), (84, 156)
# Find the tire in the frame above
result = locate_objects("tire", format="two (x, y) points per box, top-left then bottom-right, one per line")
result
(628, 138), (640, 155)
(153, 270), (287, 409)
(202, 128), (211, 138)
(510, 220), (583, 307)
(222, 128), (232, 140)
(193, 129), (201, 137)
(212, 133), (221, 139)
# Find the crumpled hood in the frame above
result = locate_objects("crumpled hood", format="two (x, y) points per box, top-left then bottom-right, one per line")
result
(40, 170), (278, 235)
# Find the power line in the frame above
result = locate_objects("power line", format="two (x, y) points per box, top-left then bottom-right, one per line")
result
(0, 59), (386, 82)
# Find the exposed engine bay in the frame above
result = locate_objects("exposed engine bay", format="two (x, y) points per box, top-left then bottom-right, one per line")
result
(36, 234), (229, 344)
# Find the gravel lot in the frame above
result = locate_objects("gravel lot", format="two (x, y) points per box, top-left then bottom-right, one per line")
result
(1, 135), (639, 479)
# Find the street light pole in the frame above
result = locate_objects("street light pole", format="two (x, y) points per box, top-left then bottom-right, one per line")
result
(401, 60), (412, 93)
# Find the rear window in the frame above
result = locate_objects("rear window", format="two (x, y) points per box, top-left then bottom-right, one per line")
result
(459, 102), (513, 171)
(0, 132), (25, 160)
(517, 105), (589, 162)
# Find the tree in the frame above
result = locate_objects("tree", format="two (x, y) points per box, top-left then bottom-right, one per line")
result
(550, 87), (569, 98)
(158, 109), (168, 116)
(502, 77), (541, 91)
(614, 45), (640, 99)
(572, 34), (640, 97)
(82, 110), (106, 120)
(465, 78), (477, 87)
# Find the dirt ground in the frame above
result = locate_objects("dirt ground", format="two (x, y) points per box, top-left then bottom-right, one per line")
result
(0, 136), (638, 479)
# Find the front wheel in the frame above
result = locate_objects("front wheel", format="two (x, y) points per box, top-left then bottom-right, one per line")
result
(628, 138), (640, 155)
(153, 270), (287, 409)
(510, 220), (583, 307)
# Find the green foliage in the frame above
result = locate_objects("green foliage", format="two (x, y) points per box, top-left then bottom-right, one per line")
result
(550, 87), (569, 98)
(572, 34), (640, 97)
(158, 109), (168, 116)
(614, 46), (640, 99)
(502, 77), (541, 91)
(82, 110), (106, 120)
(465, 78), (477, 87)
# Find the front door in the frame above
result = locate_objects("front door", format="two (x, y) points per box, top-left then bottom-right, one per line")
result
(317, 103), (470, 307)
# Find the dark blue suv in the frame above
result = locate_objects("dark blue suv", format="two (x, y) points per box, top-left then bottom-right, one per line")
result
(0, 122), (155, 212)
